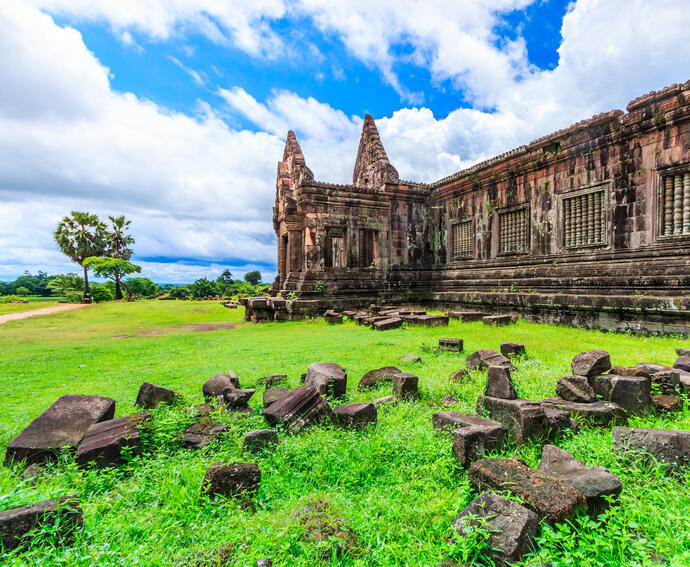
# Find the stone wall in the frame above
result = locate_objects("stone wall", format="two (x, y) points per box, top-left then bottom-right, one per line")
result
(271, 81), (690, 335)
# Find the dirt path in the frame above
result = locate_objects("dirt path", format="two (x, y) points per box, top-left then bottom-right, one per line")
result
(0, 303), (89, 324)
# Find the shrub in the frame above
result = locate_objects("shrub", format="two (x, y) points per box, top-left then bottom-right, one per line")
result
(190, 278), (219, 299)
(14, 286), (30, 296)
(0, 295), (21, 303)
(90, 283), (115, 303)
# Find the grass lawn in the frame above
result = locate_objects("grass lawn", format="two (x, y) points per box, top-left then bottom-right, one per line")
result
(0, 300), (689, 566)
(0, 301), (62, 316)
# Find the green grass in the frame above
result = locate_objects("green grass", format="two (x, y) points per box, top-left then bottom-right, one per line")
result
(0, 300), (689, 566)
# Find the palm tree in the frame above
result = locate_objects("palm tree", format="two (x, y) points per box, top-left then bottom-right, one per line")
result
(54, 212), (108, 303)
(107, 215), (135, 299)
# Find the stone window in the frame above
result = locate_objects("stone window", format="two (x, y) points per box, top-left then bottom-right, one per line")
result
(451, 220), (472, 260)
(499, 207), (529, 254)
(659, 171), (690, 237)
(563, 189), (606, 247)
(359, 229), (377, 267)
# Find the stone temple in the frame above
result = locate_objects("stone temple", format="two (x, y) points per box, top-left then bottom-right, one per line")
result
(269, 81), (690, 335)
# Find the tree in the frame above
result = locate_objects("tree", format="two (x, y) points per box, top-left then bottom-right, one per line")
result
(190, 278), (219, 299)
(83, 257), (142, 300)
(218, 269), (233, 284)
(244, 271), (261, 285)
(106, 215), (135, 300)
(47, 273), (85, 303)
(125, 277), (158, 297)
(54, 212), (108, 303)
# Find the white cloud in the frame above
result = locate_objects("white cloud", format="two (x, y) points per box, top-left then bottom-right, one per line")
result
(167, 56), (207, 86)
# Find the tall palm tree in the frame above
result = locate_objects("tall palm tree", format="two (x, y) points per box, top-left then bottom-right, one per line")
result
(54, 212), (108, 303)
(107, 215), (135, 299)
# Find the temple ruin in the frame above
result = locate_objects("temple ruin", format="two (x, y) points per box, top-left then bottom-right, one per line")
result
(268, 81), (690, 335)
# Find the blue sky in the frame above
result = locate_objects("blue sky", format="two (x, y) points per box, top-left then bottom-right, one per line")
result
(0, 0), (689, 283)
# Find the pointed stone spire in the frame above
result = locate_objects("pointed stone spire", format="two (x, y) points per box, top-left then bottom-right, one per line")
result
(353, 115), (399, 188)
(283, 130), (306, 167)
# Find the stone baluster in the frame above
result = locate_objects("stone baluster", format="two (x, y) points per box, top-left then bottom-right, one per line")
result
(684, 173), (690, 235)
(593, 191), (602, 243)
(674, 174), (683, 235)
(575, 198), (582, 246)
(564, 199), (571, 246)
(586, 192), (594, 244)
(664, 175), (673, 235)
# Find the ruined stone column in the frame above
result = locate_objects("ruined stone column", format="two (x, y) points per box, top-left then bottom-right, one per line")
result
(674, 174), (683, 235)
(288, 230), (302, 273)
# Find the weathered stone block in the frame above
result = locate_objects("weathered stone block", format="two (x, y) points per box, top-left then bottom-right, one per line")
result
(5, 395), (116, 465)
(333, 402), (377, 427)
(478, 397), (548, 445)
(358, 366), (401, 390)
(650, 370), (681, 394)
(202, 463), (261, 499)
(180, 421), (229, 449)
(447, 311), (484, 321)
(324, 309), (343, 324)
(468, 457), (586, 523)
(589, 374), (652, 414)
(76, 413), (149, 467)
(401, 354), (421, 363)
(485, 365), (517, 399)
(262, 385), (334, 433)
(555, 375), (597, 403)
(453, 492), (538, 566)
(652, 394), (683, 413)
(571, 349), (611, 377)
(452, 423), (507, 467)
(466, 349), (516, 371)
(482, 314), (514, 326)
(373, 317), (403, 330)
(0, 496), (83, 550)
(203, 372), (240, 399)
(432, 411), (502, 432)
(438, 338), (463, 352)
(614, 426), (690, 473)
(305, 362), (347, 398)
(538, 445), (622, 514)
(257, 374), (288, 387)
(392, 373), (418, 399)
(263, 387), (289, 409)
(500, 342), (526, 358)
(222, 387), (255, 409)
(673, 356), (690, 373)
(539, 398), (627, 427)
(135, 382), (177, 409)
(244, 430), (279, 453)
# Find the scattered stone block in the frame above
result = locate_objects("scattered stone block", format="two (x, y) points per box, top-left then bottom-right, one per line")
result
(203, 372), (240, 399)
(257, 374), (287, 387)
(262, 385), (334, 433)
(358, 366), (401, 390)
(401, 354), (421, 363)
(432, 412), (495, 431)
(392, 373), (418, 399)
(674, 356), (690, 372)
(452, 425), (507, 467)
(256, 559), (273, 567)
(468, 457), (586, 523)
(676, 348), (690, 357)
(650, 370), (681, 395)
(453, 492), (538, 566)
(76, 413), (149, 467)
(478, 397), (562, 445)
(440, 395), (459, 406)
(447, 311), (484, 321)
(438, 338), (463, 352)
(500, 342), (526, 358)
(324, 310), (343, 324)
(222, 388), (255, 410)
(539, 398), (627, 426)
(466, 349), (516, 371)
(0, 496), (83, 550)
(305, 362), (347, 398)
(135, 382), (177, 409)
(485, 366), (517, 399)
(482, 315), (514, 326)
(5, 395), (116, 465)
(448, 368), (469, 382)
(244, 430), (279, 453)
(333, 403), (377, 428)
(555, 375), (597, 403)
(652, 394), (683, 413)
(373, 395), (395, 405)
(190, 403), (216, 417)
(538, 444), (622, 514)
(571, 349), (611, 377)
(614, 427), (690, 473)
(409, 314), (449, 327)
(589, 374), (652, 414)
(180, 421), (229, 449)
(610, 366), (647, 377)
(202, 463), (261, 500)
(263, 387), (289, 409)
(373, 317), (403, 330)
